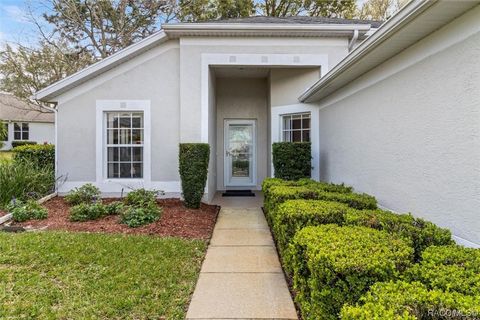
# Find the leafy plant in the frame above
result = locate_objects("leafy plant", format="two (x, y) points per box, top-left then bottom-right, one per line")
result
(104, 201), (124, 215)
(13, 144), (55, 169)
(287, 225), (413, 320)
(7, 199), (48, 222)
(120, 204), (161, 228)
(272, 142), (311, 180)
(0, 160), (54, 208)
(124, 189), (160, 207)
(179, 143), (210, 209)
(65, 183), (100, 205)
(69, 202), (107, 222)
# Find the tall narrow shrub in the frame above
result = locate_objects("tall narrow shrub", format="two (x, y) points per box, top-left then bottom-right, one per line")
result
(272, 142), (311, 180)
(179, 143), (210, 208)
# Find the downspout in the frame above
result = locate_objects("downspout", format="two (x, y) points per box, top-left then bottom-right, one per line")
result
(348, 29), (359, 52)
(40, 102), (59, 193)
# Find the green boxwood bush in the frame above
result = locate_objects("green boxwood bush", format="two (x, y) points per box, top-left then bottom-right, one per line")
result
(179, 143), (210, 208)
(120, 204), (161, 228)
(264, 185), (376, 215)
(7, 199), (48, 222)
(11, 141), (36, 148)
(64, 183), (100, 206)
(345, 209), (453, 260)
(403, 245), (480, 296)
(272, 142), (311, 180)
(272, 200), (352, 258)
(340, 281), (480, 320)
(69, 202), (107, 222)
(262, 177), (353, 197)
(286, 225), (413, 320)
(13, 144), (54, 169)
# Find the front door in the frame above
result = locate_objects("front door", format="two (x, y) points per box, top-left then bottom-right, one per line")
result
(224, 119), (256, 187)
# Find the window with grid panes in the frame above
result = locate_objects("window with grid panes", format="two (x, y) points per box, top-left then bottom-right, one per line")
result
(106, 112), (144, 178)
(281, 113), (310, 142)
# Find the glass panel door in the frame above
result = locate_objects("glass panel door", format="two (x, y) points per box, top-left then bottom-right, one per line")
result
(224, 120), (256, 187)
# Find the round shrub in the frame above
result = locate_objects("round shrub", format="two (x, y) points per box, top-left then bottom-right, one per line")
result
(65, 183), (100, 206)
(272, 142), (311, 180)
(124, 188), (160, 207)
(13, 144), (54, 169)
(120, 204), (161, 228)
(403, 245), (480, 296)
(345, 209), (453, 260)
(69, 202), (107, 222)
(8, 199), (48, 222)
(287, 225), (413, 320)
(104, 201), (124, 215)
(179, 143), (210, 209)
(340, 281), (480, 320)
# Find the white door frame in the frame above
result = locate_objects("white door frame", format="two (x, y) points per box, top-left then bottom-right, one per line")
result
(224, 119), (257, 188)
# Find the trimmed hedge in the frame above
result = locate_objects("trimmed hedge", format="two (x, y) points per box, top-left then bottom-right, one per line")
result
(403, 245), (480, 296)
(13, 144), (54, 169)
(272, 200), (352, 258)
(340, 281), (480, 320)
(179, 143), (210, 208)
(287, 225), (413, 320)
(345, 209), (453, 260)
(272, 142), (311, 180)
(11, 141), (36, 148)
(264, 185), (376, 215)
(262, 177), (353, 197)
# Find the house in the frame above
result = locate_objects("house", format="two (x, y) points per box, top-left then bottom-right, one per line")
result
(0, 93), (55, 150)
(34, 0), (480, 246)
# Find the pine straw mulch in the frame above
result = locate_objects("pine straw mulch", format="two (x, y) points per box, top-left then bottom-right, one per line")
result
(13, 197), (220, 240)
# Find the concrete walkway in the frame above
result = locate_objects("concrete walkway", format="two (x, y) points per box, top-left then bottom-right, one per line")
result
(186, 206), (298, 320)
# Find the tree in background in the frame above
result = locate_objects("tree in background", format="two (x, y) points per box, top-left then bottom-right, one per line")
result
(0, 41), (93, 106)
(357, 0), (409, 21)
(0, 121), (7, 149)
(258, 0), (356, 18)
(178, 0), (255, 22)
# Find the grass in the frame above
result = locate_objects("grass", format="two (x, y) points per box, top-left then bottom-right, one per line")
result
(0, 232), (207, 319)
(0, 151), (13, 161)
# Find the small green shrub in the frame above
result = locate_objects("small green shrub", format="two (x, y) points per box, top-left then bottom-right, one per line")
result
(0, 161), (54, 208)
(340, 281), (480, 320)
(69, 202), (107, 222)
(264, 185), (376, 214)
(287, 225), (413, 320)
(179, 143), (210, 208)
(104, 201), (124, 215)
(13, 144), (55, 169)
(65, 183), (100, 206)
(403, 245), (480, 296)
(120, 204), (161, 228)
(11, 141), (36, 148)
(7, 199), (48, 222)
(272, 142), (311, 180)
(124, 189), (159, 207)
(262, 177), (353, 197)
(345, 209), (453, 260)
(272, 200), (352, 258)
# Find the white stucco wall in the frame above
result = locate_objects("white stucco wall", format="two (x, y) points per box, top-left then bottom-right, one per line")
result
(55, 41), (181, 195)
(1, 121), (54, 150)
(314, 7), (480, 246)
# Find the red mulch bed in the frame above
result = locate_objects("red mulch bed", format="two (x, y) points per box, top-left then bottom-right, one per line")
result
(13, 197), (220, 240)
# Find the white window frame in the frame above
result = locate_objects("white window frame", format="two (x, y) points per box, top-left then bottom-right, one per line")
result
(281, 112), (311, 142)
(96, 100), (151, 186)
(13, 122), (29, 141)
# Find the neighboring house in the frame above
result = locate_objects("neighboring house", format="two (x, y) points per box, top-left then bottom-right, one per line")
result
(34, 0), (480, 246)
(0, 93), (55, 150)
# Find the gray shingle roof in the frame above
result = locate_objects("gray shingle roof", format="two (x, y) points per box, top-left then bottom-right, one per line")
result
(0, 93), (54, 123)
(200, 16), (383, 28)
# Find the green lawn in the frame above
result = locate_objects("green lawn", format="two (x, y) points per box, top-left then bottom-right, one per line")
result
(0, 151), (13, 161)
(0, 232), (207, 319)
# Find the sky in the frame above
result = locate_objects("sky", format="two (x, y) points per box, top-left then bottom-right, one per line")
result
(0, 0), (369, 47)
